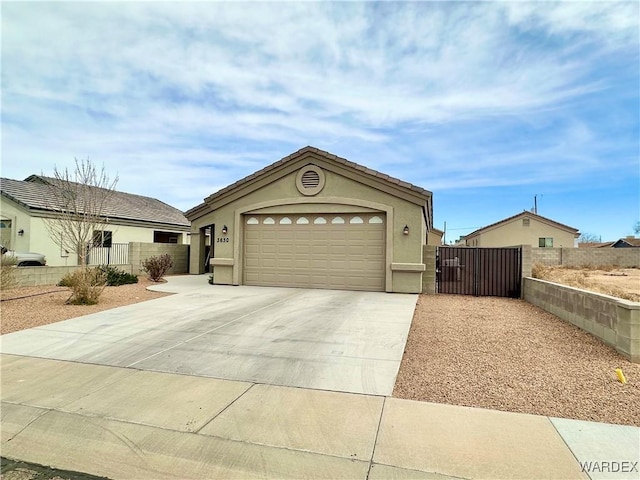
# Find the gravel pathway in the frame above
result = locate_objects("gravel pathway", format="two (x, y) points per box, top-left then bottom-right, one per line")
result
(393, 294), (640, 427)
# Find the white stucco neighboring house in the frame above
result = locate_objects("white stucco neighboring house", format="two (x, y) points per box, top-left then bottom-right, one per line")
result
(0, 175), (190, 266)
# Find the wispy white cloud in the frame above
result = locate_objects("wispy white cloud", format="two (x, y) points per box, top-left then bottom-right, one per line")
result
(1, 1), (638, 238)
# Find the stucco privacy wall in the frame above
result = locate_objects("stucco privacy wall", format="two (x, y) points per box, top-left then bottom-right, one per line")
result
(532, 248), (640, 267)
(11, 264), (133, 287)
(129, 243), (189, 276)
(524, 277), (640, 363)
(188, 148), (431, 293)
(422, 245), (436, 294)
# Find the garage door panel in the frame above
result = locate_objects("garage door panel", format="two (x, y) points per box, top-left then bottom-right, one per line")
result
(244, 213), (385, 291)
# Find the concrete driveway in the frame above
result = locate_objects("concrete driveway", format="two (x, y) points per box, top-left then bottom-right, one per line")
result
(0, 276), (417, 395)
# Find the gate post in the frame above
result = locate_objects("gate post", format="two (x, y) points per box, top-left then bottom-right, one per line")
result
(521, 244), (532, 278)
(422, 245), (437, 294)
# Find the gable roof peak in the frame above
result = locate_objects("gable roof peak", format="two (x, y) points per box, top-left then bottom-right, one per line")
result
(196, 145), (432, 209)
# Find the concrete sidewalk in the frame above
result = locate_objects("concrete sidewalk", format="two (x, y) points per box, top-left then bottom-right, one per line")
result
(2, 354), (638, 480)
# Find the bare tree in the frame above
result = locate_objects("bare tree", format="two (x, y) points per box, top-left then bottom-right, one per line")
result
(42, 158), (118, 267)
(578, 232), (601, 244)
(634, 221), (640, 235)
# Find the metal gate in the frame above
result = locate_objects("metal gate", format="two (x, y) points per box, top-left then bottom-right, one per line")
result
(437, 246), (522, 297)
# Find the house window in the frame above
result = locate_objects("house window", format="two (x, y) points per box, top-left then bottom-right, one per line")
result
(154, 231), (180, 244)
(523, 218), (530, 227)
(93, 230), (113, 247)
(0, 219), (11, 245)
(539, 237), (553, 248)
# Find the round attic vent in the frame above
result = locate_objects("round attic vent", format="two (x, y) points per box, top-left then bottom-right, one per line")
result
(296, 165), (325, 196)
(301, 170), (320, 188)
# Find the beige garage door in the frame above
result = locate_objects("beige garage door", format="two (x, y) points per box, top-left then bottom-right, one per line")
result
(244, 213), (386, 291)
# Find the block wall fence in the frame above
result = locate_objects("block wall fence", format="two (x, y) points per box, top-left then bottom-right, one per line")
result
(9, 243), (190, 287)
(11, 264), (133, 287)
(128, 243), (190, 276)
(422, 245), (437, 294)
(531, 247), (639, 268)
(524, 277), (639, 363)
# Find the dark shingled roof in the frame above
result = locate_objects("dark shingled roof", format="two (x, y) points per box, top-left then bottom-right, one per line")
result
(1, 176), (189, 228)
(188, 145), (432, 218)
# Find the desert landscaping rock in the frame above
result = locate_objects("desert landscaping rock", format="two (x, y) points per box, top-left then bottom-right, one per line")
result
(0, 277), (171, 335)
(394, 294), (640, 426)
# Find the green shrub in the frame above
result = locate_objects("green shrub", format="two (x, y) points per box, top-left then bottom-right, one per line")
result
(97, 265), (138, 286)
(60, 267), (107, 305)
(142, 254), (173, 282)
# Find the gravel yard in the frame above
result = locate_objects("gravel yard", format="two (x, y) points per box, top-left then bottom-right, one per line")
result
(394, 294), (640, 426)
(0, 277), (171, 335)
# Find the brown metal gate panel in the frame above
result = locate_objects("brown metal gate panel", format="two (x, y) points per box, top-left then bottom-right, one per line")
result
(437, 246), (522, 297)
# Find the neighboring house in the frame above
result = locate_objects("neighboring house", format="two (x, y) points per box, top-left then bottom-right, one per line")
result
(578, 242), (613, 248)
(463, 211), (579, 248)
(428, 227), (444, 246)
(0, 176), (190, 266)
(186, 146), (434, 293)
(603, 237), (640, 248)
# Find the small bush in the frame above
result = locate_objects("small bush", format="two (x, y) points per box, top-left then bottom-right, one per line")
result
(58, 273), (72, 287)
(142, 254), (173, 282)
(531, 263), (551, 279)
(61, 267), (107, 305)
(97, 265), (138, 286)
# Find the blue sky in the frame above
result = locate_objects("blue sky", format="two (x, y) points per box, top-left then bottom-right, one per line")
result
(2, 1), (638, 242)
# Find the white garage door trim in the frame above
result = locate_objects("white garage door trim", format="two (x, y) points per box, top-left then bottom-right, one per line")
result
(244, 213), (386, 291)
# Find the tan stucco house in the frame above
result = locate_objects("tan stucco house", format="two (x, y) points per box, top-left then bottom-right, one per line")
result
(463, 211), (579, 248)
(1, 176), (190, 266)
(428, 227), (444, 246)
(186, 146), (433, 293)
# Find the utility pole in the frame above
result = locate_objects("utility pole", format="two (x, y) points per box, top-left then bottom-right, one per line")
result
(534, 195), (538, 215)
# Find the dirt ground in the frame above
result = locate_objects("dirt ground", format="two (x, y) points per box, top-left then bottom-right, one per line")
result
(533, 265), (640, 302)
(0, 277), (171, 335)
(393, 294), (640, 427)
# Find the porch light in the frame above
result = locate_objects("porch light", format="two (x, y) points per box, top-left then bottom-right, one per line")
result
(18, 229), (24, 236)
(403, 225), (409, 235)
(222, 225), (228, 235)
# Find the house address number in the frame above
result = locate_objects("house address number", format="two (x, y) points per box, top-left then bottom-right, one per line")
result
(216, 237), (230, 243)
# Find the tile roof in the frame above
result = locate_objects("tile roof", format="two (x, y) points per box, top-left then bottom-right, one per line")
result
(188, 146), (432, 217)
(1, 176), (189, 228)
(464, 211), (579, 238)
